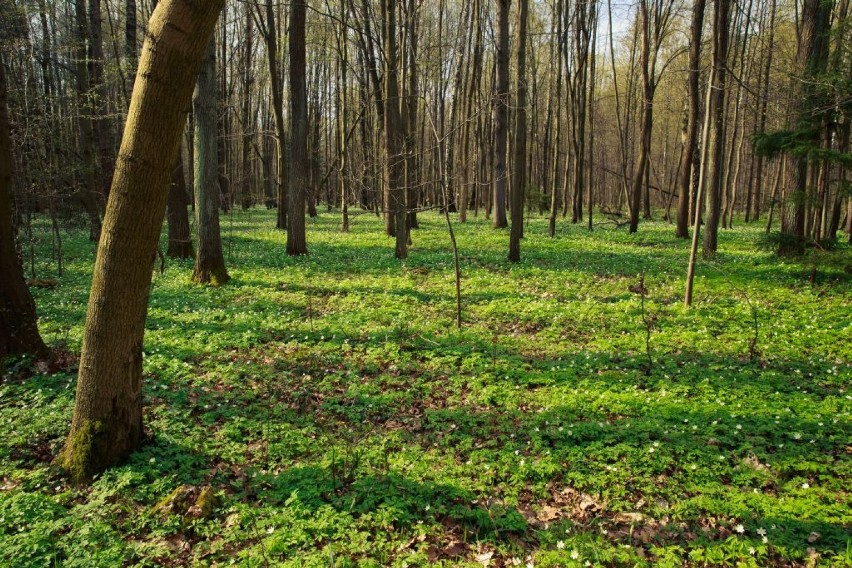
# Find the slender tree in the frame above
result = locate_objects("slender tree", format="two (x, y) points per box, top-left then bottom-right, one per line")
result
(382, 0), (408, 258)
(549, 0), (565, 237)
(254, 0), (289, 230)
(166, 151), (194, 259)
(675, 0), (706, 238)
(702, 0), (732, 257)
(509, 0), (529, 262)
(492, 0), (510, 229)
(628, 0), (676, 233)
(287, 0), (308, 255)
(192, 37), (229, 284)
(73, 0), (103, 241)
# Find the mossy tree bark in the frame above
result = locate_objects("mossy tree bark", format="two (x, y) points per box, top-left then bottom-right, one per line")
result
(192, 38), (229, 285)
(287, 0), (309, 256)
(0, 58), (48, 360)
(58, 0), (225, 483)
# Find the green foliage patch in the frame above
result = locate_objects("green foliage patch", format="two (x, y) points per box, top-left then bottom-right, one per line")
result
(1, 210), (850, 566)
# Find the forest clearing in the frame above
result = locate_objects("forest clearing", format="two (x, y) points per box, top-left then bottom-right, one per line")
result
(2, 211), (850, 566)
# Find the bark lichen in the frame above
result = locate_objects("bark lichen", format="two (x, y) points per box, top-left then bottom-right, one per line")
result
(56, 419), (105, 484)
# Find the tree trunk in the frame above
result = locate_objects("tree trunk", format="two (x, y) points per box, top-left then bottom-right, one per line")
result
(629, 0), (652, 233)
(193, 38), (229, 284)
(58, 0), (225, 483)
(89, 0), (115, 203)
(338, 0), (350, 232)
(779, 0), (833, 254)
(549, 0), (565, 238)
(287, 0), (308, 256)
(0, 58), (48, 360)
(382, 0), (408, 258)
(126, 0), (137, 68)
(701, 0), (731, 257)
(240, 3), (254, 209)
(404, 0), (420, 232)
(166, 153), (193, 259)
(509, 0), (529, 262)
(492, 0), (510, 229)
(257, 0), (288, 230)
(675, 0), (705, 238)
(747, 0), (776, 223)
(74, 0), (103, 242)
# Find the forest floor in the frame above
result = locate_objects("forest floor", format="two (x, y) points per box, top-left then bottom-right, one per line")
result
(1, 210), (851, 567)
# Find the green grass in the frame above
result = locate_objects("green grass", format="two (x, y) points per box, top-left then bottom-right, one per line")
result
(1, 209), (850, 567)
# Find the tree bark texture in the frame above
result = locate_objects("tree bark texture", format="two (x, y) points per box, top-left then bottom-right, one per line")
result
(58, 0), (225, 483)
(192, 38), (229, 285)
(287, 0), (308, 256)
(0, 58), (48, 359)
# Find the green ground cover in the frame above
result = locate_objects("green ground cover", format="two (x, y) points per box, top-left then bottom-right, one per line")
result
(1, 210), (850, 567)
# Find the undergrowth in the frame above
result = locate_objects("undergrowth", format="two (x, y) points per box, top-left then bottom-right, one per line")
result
(1, 210), (850, 567)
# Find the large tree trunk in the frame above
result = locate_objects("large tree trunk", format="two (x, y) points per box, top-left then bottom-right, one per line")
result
(509, 0), (529, 262)
(0, 58), (48, 360)
(193, 38), (229, 285)
(492, 0), (510, 229)
(287, 0), (308, 256)
(58, 0), (225, 483)
(675, 0), (706, 239)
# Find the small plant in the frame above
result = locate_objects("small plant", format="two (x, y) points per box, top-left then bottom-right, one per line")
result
(629, 272), (656, 376)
